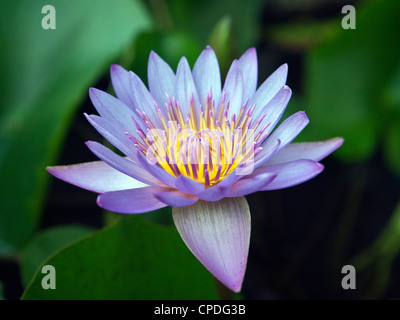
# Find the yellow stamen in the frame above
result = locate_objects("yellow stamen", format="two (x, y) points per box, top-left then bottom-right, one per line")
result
(133, 93), (258, 187)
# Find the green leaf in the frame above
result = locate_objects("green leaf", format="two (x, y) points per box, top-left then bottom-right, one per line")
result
(304, 0), (400, 162)
(21, 225), (95, 287)
(0, 0), (152, 255)
(22, 215), (218, 300)
(140, 206), (174, 226)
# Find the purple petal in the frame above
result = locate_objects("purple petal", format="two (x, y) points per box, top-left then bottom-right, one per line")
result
(89, 88), (138, 133)
(227, 172), (276, 197)
(110, 64), (135, 110)
(254, 139), (281, 169)
(47, 161), (148, 193)
(265, 137), (345, 165)
(196, 170), (239, 201)
(222, 60), (244, 118)
(173, 197), (251, 292)
(256, 159), (324, 190)
(154, 189), (198, 207)
(174, 57), (200, 120)
(254, 85), (292, 136)
(250, 63), (288, 116)
(85, 141), (160, 186)
(192, 46), (221, 108)
(97, 186), (167, 214)
(175, 174), (205, 194)
(129, 71), (162, 127)
(238, 48), (258, 101)
(84, 114), (139, 162)
(136, 151), (177, 188)
(257, 111), (309, 162)
(147, 51), (175, 112)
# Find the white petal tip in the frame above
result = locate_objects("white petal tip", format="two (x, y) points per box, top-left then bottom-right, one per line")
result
(46, 166), (56, 174)
(173, 197), (250, 293)
(299, 111), (309, 122)
(333, 137), (345, 146)
(217, 275), (244, 293)
(231, 283), (243, 293)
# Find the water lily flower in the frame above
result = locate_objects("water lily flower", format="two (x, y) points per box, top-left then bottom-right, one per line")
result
(47, 46), (343, 292)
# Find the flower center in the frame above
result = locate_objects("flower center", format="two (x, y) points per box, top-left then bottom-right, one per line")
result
(128, 91), (269, 187)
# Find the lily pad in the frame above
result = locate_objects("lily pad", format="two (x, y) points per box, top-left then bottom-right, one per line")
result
(22, 215), (218, 300)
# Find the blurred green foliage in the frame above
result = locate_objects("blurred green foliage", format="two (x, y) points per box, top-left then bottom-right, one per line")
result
(0, 0), (151, 255)
(167, 0), (262, 50)
(305, 0), (400, 165)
